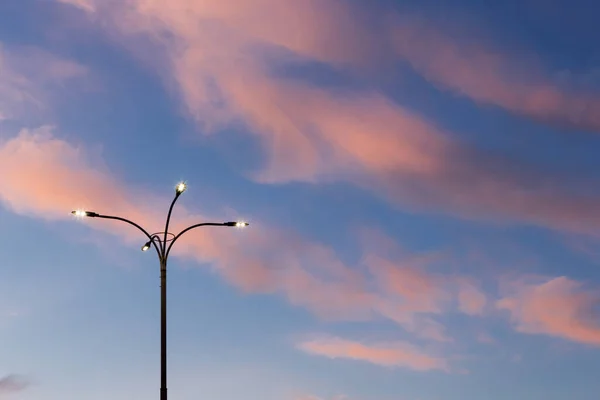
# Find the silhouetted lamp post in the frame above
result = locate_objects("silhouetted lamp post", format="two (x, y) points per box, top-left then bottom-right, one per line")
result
(72, 182), (248, 400)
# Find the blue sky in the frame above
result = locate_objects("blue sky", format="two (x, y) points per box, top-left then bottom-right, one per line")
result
(1, 0), (600, 399)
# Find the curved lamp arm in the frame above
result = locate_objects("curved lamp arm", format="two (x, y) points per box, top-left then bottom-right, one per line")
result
(77, 212), (163, 258)
(165, 223), (229, 259)
(163, 192), (181, 254)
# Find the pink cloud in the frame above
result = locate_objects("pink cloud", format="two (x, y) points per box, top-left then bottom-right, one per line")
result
(34, 0), (600, 368)
(0, 128), (488, 343)
(297, 336), (449, 372)
(0, 129), (386, 321)
(364, 252), (452, 342)
(457, 280), (487, 316)
(170, 42), (600, 237)
(391, 15), (600, 131)
(0, 126), (151, 227)
(367, 254), (447, 314)
(61, 0), (600, 238)
(115, 0), (383, 71)
(0, 127), (371, 318)
(179, 223), (488, 343)
(12, 123), (598, 358)
(359, 230), (487, 340)
(498, 276), (600, 346)
(70, 0), (600, 136)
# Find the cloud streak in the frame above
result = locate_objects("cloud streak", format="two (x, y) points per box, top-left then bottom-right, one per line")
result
(0, 127), (486, 345)
(5, 127), (598, 353)
(56, 0), (95, 13)
(392, 15), (600, 132)
(14, 126), (599, 351)
(298, 336), (449, 372)
(0, 43), (87, 122)
(498, 276), (600, 346)
(52, 0), (600, 237)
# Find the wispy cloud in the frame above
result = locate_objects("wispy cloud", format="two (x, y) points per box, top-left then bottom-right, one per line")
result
(56, 0), (96, 13)
(0, 375), (29, 395)
(298, 336), (449, 372)
(0, 6), (599, 391)
(51, 0), (600, 238)
(457, 280), (487, 316)
(391, 15), (600, 132)
(0, 127), (487, 345)
(0, 43), (87, 122)
(498, 276), (600, 346)
(3, 125), (593, 352)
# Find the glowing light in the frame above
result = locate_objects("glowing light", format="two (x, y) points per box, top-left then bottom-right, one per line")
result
(175, 182), (187, 194)
(71, 210), (98, 218)
(224, 221), (250, 227)
(141, 242), (151, 252)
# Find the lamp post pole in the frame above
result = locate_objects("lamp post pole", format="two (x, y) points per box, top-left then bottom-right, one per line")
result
(72, 182), (248, 400)
(160, 257), (167, 400)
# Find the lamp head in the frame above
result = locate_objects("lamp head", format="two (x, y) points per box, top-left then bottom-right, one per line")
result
(225, 221), (249, 227)
(175, 182), (187, 194)
(71, 210), (99, 218)
(141, 241), (152, 252)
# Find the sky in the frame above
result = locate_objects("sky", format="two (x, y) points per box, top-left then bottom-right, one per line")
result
(1, 0), (600, 399)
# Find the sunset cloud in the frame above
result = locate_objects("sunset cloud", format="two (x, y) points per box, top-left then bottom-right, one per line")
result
(298, 336), (449, 372)
(0, 125), (475, 373)
(4, 123), (595, 354)
(362, 243), (489, 341)
(457, 280), (487, 316)
(0, 126), (154, 228)
(4, 1), (600, 397)
(364, 252), (451, 342)
(50, 0), (600, 238)
(16, 1), (599, 353)
(0, 127), (486, 344)
(498, 276), (600, 346)
(0, 128), (382, 319)
(392, 15), (600, 132)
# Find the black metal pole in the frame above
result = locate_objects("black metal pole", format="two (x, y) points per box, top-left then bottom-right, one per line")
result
(160, 257), (167, 400)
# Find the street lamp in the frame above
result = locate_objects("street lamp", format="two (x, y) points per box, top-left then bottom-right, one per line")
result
(71, 182), (248, 400)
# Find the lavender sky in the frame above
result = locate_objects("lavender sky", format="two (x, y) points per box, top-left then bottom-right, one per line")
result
(1, 0), (600, 399)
